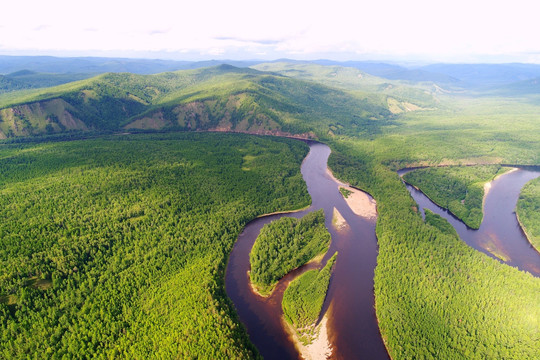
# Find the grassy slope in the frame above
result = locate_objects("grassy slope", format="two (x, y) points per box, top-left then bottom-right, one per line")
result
(516, 177), (540, 251)
(363, 95), (540, 168)
(249, 210), (331, 295)
(282, 253), (337, 344)
(250, 63), (539, 168)
(403, 165), (508, 228)
(0, 132), (311, 359)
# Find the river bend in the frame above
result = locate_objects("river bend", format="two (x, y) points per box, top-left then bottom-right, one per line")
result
(399, 167), (540, 276)
(225, 142), (389, 359)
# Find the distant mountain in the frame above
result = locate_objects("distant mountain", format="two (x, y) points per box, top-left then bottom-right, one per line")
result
(312, 60), (407, 77)
(252, 62), (438, 110)
(311, 60), (540, 88)
(419, 63), (540, 88)
(3, 56), (540, 90)
(377, 68), (461, 84)
(0, 56), (190, 75)
(308, 60), (460, 86)
(0, 70), (93, 93)
(489, 77), (540, 96)
(0, 75), (19, 91)
(0, 56), (261, 76)
(0, 65), (391, 139)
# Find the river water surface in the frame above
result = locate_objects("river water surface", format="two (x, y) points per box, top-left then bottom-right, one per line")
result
(225, 142), (539, 359)
(225, 142), (389, 360)
(398, 167), (540, 276)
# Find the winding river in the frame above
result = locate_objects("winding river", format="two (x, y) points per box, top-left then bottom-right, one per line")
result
(398, 167), (540, 277)
(226, 140), (540, 359)
(225, 141), (389, 360)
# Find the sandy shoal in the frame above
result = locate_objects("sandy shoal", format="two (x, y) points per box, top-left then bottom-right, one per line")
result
(332, 207), (348, 230)
(340, 186), (377, 220)
(285, 315), (333, 360)
(325, 168), (377, 220)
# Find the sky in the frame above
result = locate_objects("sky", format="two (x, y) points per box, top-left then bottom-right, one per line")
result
(1, 0), (540, 63)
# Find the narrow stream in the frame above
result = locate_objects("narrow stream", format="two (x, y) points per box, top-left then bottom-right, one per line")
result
(225, 141), (389, 359)
(398, 167), (540, 276)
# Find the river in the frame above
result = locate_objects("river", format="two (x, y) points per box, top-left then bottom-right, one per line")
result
(225, 141), (389, 360)
(398, 167), (540, 277)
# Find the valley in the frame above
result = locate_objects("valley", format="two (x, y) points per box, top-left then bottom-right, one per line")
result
(0, 58), (539, 359)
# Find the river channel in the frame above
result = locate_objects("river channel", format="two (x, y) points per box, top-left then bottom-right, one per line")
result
(225, 141), (389, 360)
(398, 167), (540, 277)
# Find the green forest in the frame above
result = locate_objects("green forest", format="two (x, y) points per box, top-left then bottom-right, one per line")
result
(282, 253), (337, 345)
(424, 209), (459, 238)
(516, 176), (540, 251)
(0, 60), (539, 359)
(403, 166), (509, 228)
(249, 210), (330, 295)
(0, 132), (311, 359)
(0, 66), (391, 139)
(328, 143), (539, 360)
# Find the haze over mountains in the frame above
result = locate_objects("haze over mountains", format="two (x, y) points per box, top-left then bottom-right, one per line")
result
(2, 55), (540, 90)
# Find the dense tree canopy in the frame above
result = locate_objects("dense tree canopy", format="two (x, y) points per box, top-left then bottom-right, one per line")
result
(0, 132), (311, 359)
(328, 144), (540, 360)
(282, 253), (337, 345)
(249, 210), (330, 295)
(516, 176), (540, 251)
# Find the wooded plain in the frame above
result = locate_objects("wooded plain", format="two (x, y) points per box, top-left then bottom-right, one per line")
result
(0, 58), (539, 359)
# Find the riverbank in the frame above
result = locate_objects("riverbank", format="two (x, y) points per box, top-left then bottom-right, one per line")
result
(284, 314), (333, 360)
(404, 167), (540, 276)
(325, 167), (377, 220)
(255, 204), (311, 219)
(516, 212), (540, 254)
(227, 141), (389, 359)
(249, 251), (326, 298)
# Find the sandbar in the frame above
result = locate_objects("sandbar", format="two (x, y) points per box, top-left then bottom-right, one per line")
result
(339, 186), (377, 220)
(332, 207), (348, 230)
(284, 314), (333, 360)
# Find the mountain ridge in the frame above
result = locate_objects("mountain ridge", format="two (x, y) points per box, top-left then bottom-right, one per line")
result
(0, 65), (392, 139)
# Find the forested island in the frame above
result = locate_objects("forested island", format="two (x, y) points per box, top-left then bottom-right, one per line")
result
(249, 210), (330, 296)
(282, 253), (337, 344)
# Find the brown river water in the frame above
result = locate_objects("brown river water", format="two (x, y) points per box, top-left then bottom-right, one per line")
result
(225, 141), (389, 359)
(225, 141), (539, 360)
(398, 167), (540, 276)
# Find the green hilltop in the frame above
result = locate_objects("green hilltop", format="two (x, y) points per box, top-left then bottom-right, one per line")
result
(252, 62), (440, 111)
(0, 65), (391, 139)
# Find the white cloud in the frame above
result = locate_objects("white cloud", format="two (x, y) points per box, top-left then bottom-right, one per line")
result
(1, 0), (539, 62)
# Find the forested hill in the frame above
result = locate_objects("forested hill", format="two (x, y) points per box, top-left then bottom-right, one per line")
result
(0, 65), (391, 139)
